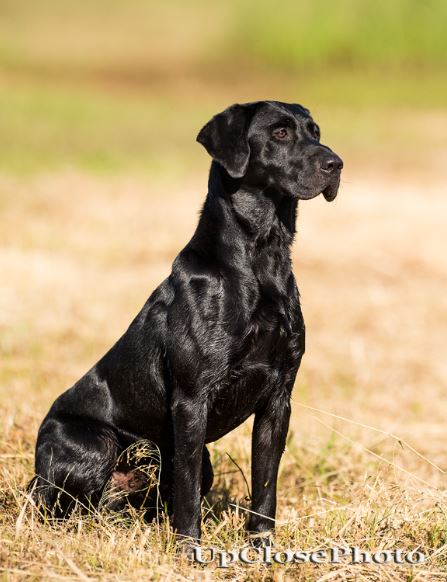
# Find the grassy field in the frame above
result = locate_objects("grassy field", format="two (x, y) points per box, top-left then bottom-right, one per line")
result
(1, 1), (447, 579)
(1, 0), (447, 71)
(2, 154), (447, 580)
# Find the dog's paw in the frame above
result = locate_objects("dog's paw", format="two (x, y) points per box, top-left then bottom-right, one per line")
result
(176, 538), (201, 562)
(248, 530), (273, 548)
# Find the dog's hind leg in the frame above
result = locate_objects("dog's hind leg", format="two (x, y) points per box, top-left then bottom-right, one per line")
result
(31, 415), (118, 517)
(201, 446), (214, 497)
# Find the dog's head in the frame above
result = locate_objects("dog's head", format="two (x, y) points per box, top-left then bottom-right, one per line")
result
(197, 101), (343, 201)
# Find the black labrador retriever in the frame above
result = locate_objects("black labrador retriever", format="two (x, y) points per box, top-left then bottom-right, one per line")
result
(31, 101), (343, 544)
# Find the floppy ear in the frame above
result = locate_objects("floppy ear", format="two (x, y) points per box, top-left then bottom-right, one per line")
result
(196, 103), (256, 178)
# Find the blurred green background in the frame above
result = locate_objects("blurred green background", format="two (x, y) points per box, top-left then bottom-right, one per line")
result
(0, 0), (446, 175)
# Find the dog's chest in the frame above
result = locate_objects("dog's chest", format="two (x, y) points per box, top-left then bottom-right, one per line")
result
(205, 274), (303, 442)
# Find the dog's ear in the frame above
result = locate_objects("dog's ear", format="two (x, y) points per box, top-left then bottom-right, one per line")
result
(196, 103), (257, 178)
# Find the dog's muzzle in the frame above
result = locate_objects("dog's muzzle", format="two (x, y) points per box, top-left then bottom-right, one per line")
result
(320, 151), (343, 201)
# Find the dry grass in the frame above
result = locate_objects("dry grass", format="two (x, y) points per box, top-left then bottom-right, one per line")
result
(1, 162), (447, 580)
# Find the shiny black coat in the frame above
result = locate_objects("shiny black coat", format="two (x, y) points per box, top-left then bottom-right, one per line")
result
(32, 101), (342, 543)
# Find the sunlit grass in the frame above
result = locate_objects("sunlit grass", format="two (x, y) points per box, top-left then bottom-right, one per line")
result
(1, 170), (447, 578)
(1, 1), (447, 578)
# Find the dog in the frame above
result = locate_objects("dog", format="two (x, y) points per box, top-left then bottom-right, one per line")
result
(31, 101), (343, 544)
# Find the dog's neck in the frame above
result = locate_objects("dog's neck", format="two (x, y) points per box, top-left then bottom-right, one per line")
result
(185, 162), (297, 286)
(198, 162), (297, 246)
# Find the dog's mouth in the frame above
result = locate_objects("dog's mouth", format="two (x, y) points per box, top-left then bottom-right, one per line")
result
(297, 181), (340, 201)
(322, 181), (339, 202)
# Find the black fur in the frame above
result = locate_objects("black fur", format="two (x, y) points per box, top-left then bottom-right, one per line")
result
(31, 101), (343, 542)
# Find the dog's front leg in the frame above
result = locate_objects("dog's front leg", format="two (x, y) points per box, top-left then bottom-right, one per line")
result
(248, 391), (291, 543)
(171, 396), (207, 543)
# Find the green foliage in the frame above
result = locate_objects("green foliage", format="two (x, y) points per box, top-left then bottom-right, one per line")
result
(0, 0), (445, 174)
(226, 0), (447, 67)
(0, 0), (446, 72)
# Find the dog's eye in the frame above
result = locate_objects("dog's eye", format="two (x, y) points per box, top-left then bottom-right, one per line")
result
(307, 122), (320, 140)
(273, 127), (289, 140)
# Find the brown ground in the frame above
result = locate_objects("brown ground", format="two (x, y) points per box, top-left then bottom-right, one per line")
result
(1, 164), (447, 579)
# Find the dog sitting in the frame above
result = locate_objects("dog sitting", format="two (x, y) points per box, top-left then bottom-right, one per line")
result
(31, 101), (343, 544)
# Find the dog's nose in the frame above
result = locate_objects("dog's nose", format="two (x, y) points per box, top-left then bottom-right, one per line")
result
(321, 153), (343, 173)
